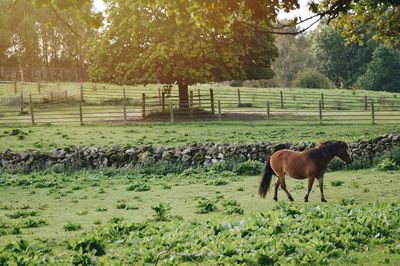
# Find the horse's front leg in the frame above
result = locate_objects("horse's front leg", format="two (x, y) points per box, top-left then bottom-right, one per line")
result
(304, 176), (315, 202)
(317, 176), (327, 202)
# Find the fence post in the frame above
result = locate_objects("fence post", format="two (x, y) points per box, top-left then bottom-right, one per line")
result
(189, 90), (193, 118)
(321, 93), (325, 110)
(20, 92), (24, 112)
(198, 89), (201, 108)
(280, 91), (284, 109)
(14, 80), (17, 94)
(319, 100), (322, 123)
(142, 93), (146, 119)
(190, 90), (194, 109)
(364, 96), (368, 110)
(50, 91), (53, 103)
(218, 100), (222, 121)
(158, 88), (161, 104)
(267, 101), (270, 119)
(371, 99), (375, 124)
(161, 92), (165, 111)
(237, 89), (241, 106)
(123, 87), (127, 124)
(169, 103), (174, 123)
(29, 94), (35, 125)
(37, 82), (41, 94)
(79, 102), (83, 125)
(210, 88), (215, 114)
(65, 90), (68, 103)
(80, 83), (84, 102)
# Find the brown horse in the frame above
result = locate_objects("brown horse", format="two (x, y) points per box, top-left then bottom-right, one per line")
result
(258, 141), (352, 202)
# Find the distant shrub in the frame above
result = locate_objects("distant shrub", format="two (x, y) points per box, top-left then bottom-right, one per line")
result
(237, 103), (254, 108)
(234, 160), (263, 175)
(293, 69), (331, 89)
(229, 79), (244, 87)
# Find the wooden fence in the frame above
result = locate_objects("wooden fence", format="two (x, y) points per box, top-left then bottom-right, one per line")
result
(0, 81), (399, 125)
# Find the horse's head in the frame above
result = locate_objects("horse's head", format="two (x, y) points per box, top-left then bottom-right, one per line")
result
(335, 141), (352, 164)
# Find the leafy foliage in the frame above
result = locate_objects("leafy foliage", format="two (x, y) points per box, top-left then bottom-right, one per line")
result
(126, 182), (150, 192)
(357, 46), (400, 92)
(293, 68), (332, 88)
(195, 198), (218, 214)
(151, 203), (172, 221)
(312, 25), (375, 88)
(89, 0), (277, 106)
(233, 160), (263, 176)
(64, 222), (82, 231)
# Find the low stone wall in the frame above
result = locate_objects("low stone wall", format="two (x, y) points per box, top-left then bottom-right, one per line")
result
(1, 133), (399, 170)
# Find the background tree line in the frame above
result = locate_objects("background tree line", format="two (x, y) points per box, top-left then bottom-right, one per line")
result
(246, 23), (400, 93)
(0, 0), (399, 94)
(0, 0), (96, 81)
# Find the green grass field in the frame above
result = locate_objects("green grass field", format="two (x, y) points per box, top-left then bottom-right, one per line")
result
(1, 82), (400, 264)
(0, 122), (399, 151)
(0, 165), (399, 264)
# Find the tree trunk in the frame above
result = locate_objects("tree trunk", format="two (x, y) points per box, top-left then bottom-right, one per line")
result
(178, 82), (189, 109)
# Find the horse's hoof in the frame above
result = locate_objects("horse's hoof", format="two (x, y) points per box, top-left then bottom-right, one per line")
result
(289, 198), (294, 202)
(273, 198), (277, 202)
(321, 199), (327, 202)
(304, 198), (308, 202)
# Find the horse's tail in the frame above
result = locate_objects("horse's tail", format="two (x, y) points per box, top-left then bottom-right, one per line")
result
(258, 157), (275, 198)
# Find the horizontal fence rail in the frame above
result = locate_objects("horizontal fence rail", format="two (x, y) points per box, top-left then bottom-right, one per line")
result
(0, 81), (399, 125)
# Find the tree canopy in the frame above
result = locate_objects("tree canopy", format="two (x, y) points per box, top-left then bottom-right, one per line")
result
(357, 46), (400, 92)
(89, 0), (278, 108)
(312, 25), (376, 88)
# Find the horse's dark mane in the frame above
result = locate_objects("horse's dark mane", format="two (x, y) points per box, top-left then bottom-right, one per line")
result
(307, 141), (340, 158)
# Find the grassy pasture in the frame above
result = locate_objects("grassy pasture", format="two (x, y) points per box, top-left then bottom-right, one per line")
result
(1, 82), (400, 125)
(0, 166), (399, 264)
(0, 122), (399, 151)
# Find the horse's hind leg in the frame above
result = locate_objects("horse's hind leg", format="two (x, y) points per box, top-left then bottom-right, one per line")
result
(317, 176), (327, 202)
(280, 176), (294, 202)
(273, 178), (280, 201)
(304, 176), (315, 202)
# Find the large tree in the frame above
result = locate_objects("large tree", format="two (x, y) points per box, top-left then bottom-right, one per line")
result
(89, 0), (278, 108)
(357, 46), (400, 92)
(311, 25), (375, 88)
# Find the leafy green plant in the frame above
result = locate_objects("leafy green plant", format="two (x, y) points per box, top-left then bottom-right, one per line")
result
(196, 198), (217, 214)
(377, 158), (397, 171)
(233, 160), (263, 175)
(331, 180), (344, 187)
(116, 202), (139, 210)
(126, 182), (150, 192)
(6, 210), (38, 219)
(71, 234), (106, 256)
(222, 200), (244, 215)
(151, 203), (172, 221)
(64, 222), (82, 231)
(206, 178), (228, 186)
(22, 218), (48, 228)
